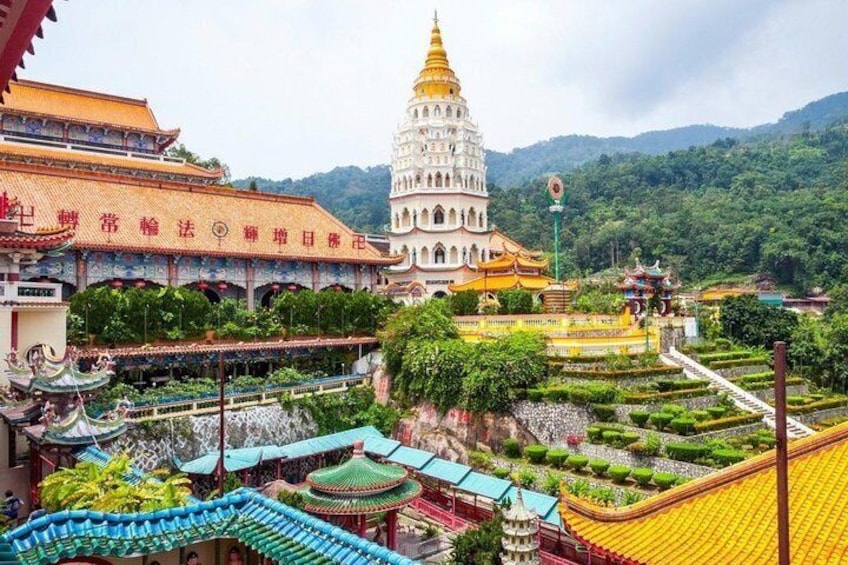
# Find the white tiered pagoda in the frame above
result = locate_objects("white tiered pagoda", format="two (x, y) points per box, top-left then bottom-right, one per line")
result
(501, 489), (541, 565)
(384, 15), (501, 300)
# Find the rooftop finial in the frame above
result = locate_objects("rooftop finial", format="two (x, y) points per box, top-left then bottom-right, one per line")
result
(434, 9), (438, 25)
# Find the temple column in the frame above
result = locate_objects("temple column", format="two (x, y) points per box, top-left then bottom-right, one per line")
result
(75, 251), (88, 291)
(387, 509), (398, 550)
(311, 263), (319, 291)
(10, 311), (17, 350)
(354, 265), (363, 291)
(6, 424), (15, 468)
(168, 255), (179, 287)
(358, 513), (367, 538)
(246, 260), (256, 311)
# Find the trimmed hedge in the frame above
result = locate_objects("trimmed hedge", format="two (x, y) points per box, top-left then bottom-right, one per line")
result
(661, 404), (686, 416)
(691, 410), (710, 422)
(709, 357), (769, 370)
(670, 417), (696, 435)
(786, 397), (848, 415)
(566, 455), (590, 471)
(561, 366), (682, 380)
(693, 412), (763, 433)
(649, 412), (674, 431)
(742, 377), (805, 391)
(602, 431), (622, 444)
(592, 403), (617, 422)
(629, 410), (651, 427)
(623, 387), (712, 404)
(502, 438), (521, 458)
(653, 472), (678, 490)
(586, 426), (602, 443)
(712, 449), (747, 466)
(666, 442), (711, 462)
(527, 389), (544, 402)
(706, 406), (727, 419)
(631, 468), (654, 486)
(728, 371), (773, 384)
(699, 351), (762, 363)
(608, 465), (631, 483)
(524, 444), (549, 464)
(493, 467), (511, 479)
(546, 449), (570, 468)
(655, 379), (711, 392)
(542, 383), (621, 405)
(786, 395), (809, 406)
(589, 459), (610, 476)
(620, 431), (641, 446)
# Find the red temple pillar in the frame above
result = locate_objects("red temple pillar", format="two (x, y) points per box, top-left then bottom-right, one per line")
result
(10, 311), (18, 350)
(246, 260), (255, 311)
(311, 263), (320, 291)
(386, 510), (398, 550)
(358, 514), (367, 538)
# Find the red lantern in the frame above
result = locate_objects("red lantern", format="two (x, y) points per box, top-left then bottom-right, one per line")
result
(110, 279), (123, 289)
(135, 280), (146, 289)
(197, 281), (209, 291)
(287, 284), (298, 292)
(217, 281), (228, 291)
(271, 283), (281, 292)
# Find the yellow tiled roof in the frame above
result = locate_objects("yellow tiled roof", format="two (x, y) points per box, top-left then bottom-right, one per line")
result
(448, 273), (554, 293)
(478, 251), (548, 271)
(0, 141), (220, 180)
(0, 167), (397, 265)
(560, 423), (848, 565)
(2, 80), (167, 133)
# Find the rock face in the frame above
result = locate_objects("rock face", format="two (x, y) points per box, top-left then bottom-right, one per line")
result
(107, 404), (316, 472)
(394, 403), (538, 463)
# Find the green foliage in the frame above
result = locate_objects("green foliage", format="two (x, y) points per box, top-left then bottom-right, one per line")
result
(620, 431), (641, 446)
(223, 472), (242, 494)
(693, 413), (763, 432)
(496, 289), (535, 314)
(448, 508), (504, 565)
(523, 444), (548, 464)
(517, 468), (538, 489)
(565, 455), (589, 471)
(400, 339), (472, 412)
(573, 288), (626, 315)
(670, 417), (696, 435)
(542, 471), (562, 496)
(586, 426), (602, 443)
(665, 442), (712, 462)
(448, 290), (480, 316)
(720, 295), (798, 350)
(629, 432), (663, 457)
(652, 472), (678, 490)
(608, 465), (631, 483)
(380, 300), (458, 379)
(295, 387), (400, 436)
(712, 449), (747, 466)
(591, 403), (617, 422)
(589, 459), (610, 476)
(468, 451), (494, 472)
(493, 467), (511, 480)
(630, 468), (654, 486)
(601, 431), (622, 445)
(691, 410), (710, 422)
(502, 438), (521, 458)
(545, 449), (569, 468)
(629, 410), (651, 427)
(706, 406), (728, 419)
(649, 412), (674, 431)
(621, 490), (645, 506)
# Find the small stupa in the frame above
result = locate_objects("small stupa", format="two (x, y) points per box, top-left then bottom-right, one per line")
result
(500, 489), (540, 565)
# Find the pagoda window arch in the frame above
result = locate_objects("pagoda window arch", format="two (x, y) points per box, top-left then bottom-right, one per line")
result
(464, 176), (469, 189)
(461, 209), (466, 225)
(401, 208), (411, 228)
(481, 212), (487, 228)
(401, 245), (410, 264)
(394, 213), (400, 229)
(427, 174), (433, 188)
(462, 247), (468, 263)
(421, 208), (430, 226)
(448, 208), (457, 225)
(445, 173), (451, 187)
(470, 244), (480, 264)
(423, 106), (430, 118)
(456, 109), (462, 119)
(433, 207), (445, 225)
(420, 246), (430, 264)
(435, 172), (443, 187)
(415, 174), (421, 186)
(434, 105), (441, 117)
(413, 108), (419, 119)
(434, 246), (446, 264)
(468, 207), (478, 228)
(449, 246), (459, 264)
(446, 106), (453, 118)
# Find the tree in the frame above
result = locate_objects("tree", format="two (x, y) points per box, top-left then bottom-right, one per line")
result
(166, 143), (232, 184)
(449, 290), (480, 315)
(449, 508), (504, 564)
(497, 289), (535, 314)
(720, 295), (798, 349)
(379, 300), (458, 378)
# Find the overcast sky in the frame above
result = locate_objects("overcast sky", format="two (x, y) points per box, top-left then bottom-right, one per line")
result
(20, 1), (848, 180)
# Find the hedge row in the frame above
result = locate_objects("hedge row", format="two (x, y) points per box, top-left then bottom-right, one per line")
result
(786, 397), (848, 415)
(561, 366), (682, 380)
(622, 387), (712, 404)
(741, 377), (805, 391)
(528, 383), (620, 405)
(709, 357), (769, 370)
(699, 351), (762, 363)
(655, 379), (711, 392)
(693, 412), (763, 433)
(727, 371), (773, 384)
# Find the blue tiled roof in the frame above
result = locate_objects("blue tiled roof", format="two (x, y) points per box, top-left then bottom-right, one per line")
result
(2, 489), (418, 565)
(386, 446), (435, 470)
(498, 486), (558, 522)
(363, 436), (401, 457)
(419, 458), (472, 485)
(456, 471), (512, 501)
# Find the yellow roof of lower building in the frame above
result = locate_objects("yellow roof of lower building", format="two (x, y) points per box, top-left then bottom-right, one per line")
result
(560, 423), (848, 565)
(448, 273), (554, 293)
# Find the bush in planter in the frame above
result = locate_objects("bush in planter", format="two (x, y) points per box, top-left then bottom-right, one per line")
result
(586, 426), (603, 443)
(620, 431), (641, 446)
(670, 417), (696, 435)
(653, 472), (678, 490)
(631, 468), (654, 486)
(786, 395), (809, 406)
(589, 459), (609, 476)
(566, 455), (589, 471)
(629, 410), (651, 427)
(502, 438), (521, 458)
(546, 449), (569, 468)
(601, 431), (622, 445)
(608, 465), (631, 483)
(524, 444), (549, 464)
(712, 449), (747, 466)
(666, 442), (711, 462)
(493, 467), (511, 480)
(527, 389), (544, 402)
(706, 406), (727, 419)
(649, 412), (674, 431)
(661, 404), (686, 416)
(691, 410), (710, 422)
(592, 403), (617, 422)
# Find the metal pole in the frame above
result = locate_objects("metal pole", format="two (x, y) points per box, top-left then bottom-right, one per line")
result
(774, 341), (790, 565)
(553, 206), (560, 283)
(218, 350), (226, 497)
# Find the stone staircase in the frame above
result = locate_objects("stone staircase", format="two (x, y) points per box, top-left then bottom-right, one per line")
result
(662, 348), (814, 439)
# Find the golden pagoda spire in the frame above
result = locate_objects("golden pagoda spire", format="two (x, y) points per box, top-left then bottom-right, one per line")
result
(413, 13), (461, 98)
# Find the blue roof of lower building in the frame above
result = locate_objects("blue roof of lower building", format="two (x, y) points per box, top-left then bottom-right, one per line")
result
(498, 486), (558, 522)
(2, 488), (417, 565)
(386, 446), (435, 470)
(455, 471), (512, 501)
(419, 458), (472, 485)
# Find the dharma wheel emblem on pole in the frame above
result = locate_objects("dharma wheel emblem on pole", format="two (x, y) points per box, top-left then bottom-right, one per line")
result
(547, 176), (566, 282)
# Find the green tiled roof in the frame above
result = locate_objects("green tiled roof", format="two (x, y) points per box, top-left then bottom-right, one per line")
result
(25, 406), (126, 446)
(300, 479), (422, 516)
(307, 441), (408, 494)
(8, 362), (111, 394)
(2, 489), (417, 565)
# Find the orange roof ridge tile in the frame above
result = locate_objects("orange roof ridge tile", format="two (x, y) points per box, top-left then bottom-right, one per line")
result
(12, 79), (151, 108)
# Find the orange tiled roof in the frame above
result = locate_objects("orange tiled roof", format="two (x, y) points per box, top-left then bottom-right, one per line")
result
(0, 168), (399, 265)
(448, 273), (554, 293)
(0, 141), (221, 180)
(478, 251), (548, 271)
(2, 80), (171, 134)
(560, 422), (848, 565)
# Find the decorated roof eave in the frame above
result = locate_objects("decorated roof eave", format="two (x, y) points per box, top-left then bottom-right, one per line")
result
(0, 1), (58, 99)
(391, 225), (492, 237)
(0, 227), (74, 251)
(25, 406), (126, 446)
(384, 263), (476, 275)
(299, 479), (422, 516)
(9, 365), (112, 394)
(388, 190), (489, 202)
(0, 107), (181, 139)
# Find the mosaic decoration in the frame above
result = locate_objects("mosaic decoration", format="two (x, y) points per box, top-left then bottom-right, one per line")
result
(86, 252), (168, 285)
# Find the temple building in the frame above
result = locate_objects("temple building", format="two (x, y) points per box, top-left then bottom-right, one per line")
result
(618, 259), (678, 316)
(0, 80), (400, 307)
(384, 15), (517, 300)
(448, 249), (555, 300)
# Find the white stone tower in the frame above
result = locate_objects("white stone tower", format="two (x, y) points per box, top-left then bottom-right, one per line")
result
(501, 490), (541, 565)
(384, 14), (492, 299)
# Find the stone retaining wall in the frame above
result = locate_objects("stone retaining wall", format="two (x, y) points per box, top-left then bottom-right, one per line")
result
(750, 384), (808, 403)
(613, 395), (719, 421)
(570, 443), (715, 478)
(716, 365), (770, 378)
(604, 422), (766, 445)
(793, 406), (848, 424)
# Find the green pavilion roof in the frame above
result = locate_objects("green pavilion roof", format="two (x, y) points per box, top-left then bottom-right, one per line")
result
(24, 406), (126, 446)
(299, 479), (422, 516)
(306, 440), (408, 495)
(7, 357), (112, 395)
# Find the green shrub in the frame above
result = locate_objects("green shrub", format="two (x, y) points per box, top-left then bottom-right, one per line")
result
(565, 455), (589, 471)
(468, 451), (493, 471)
(523, 444), (549, 464)
(502, 438), (521, 458)
(712, 449), (747, 466)
(670, 417), (696, 435)
(693, 412), (763, 433)
(786, 395), (809, 406)
(545, 449), (569, 468)
(661, 404), (686, 416)
(517, 467), (537, 489)
(527, 389), (544, 402)
(700, 350), (760, 363)
(589, 459), (609, 476)
(601, 431), (622, 445)
(493, 467), (511, 479)
(544, 386), (569, 403)
(629, 410), (651, 427)
(714, 338), (732, 351)
(586, 426), (602, 443)
(592, 403), (617, 422)
(665, 442), (711, 462)
(654, 379), (709, 392)
(706, 406), (727, 420)
(561, 366), (681, 380)
(652, 472), (678, 490)
(631, 468), (654, 486)
(623, 388), (712, 403)
(809, 393), (825, 401)
(620, 431), (641, 446)
(649, 412), (674, 431)
(691, 410), (710, 422)
(608, 465), (631, 483)
(709, 357), (768, 370)
(786, 397), (848, 414)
